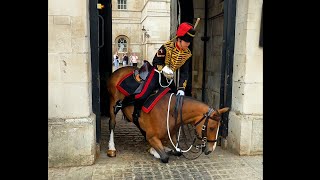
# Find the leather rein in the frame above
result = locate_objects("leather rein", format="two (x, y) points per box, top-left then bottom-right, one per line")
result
(174, 95), (221, 151)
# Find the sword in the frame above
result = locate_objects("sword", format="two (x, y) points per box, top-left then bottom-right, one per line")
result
(194, 18), (200, 29)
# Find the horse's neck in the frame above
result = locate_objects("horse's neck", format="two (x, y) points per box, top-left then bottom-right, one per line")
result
(179, 97), (208, 125)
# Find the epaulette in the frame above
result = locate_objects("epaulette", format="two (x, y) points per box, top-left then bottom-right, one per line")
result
(156, 47), (166, 57)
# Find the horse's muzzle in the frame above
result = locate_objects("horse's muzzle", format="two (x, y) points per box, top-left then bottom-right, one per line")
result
(203, 144), (213, 155)
(204, 150), (212, 155)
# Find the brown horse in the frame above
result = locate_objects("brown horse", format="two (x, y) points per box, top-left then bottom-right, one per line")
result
(107, 66), (229, 163)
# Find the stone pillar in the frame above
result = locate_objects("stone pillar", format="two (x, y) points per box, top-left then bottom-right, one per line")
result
(226, 0), (263, 155)
(48, 0), (97, 167)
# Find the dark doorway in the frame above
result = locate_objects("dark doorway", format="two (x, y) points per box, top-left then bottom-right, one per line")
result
(97, 0), (113, 144)
(98, 0), (112, 119)
(176, 0), (237, 141)
(178, 0), (194, 96)
(89, 0), (100, 143)
(89, 0), (113, 144)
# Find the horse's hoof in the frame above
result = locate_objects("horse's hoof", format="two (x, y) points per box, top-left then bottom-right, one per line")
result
(160, 157), (169, 163)
(160, 154), (169, 163)
(107, 150), (116, 157)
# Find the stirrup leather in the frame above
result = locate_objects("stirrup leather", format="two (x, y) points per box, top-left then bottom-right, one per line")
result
(114, 100), (122, 115)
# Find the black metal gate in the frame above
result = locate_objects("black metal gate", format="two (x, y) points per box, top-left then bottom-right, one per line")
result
(98, 0), (112, 120)
(219, 0), (237, 138)
(89, 0), (112, 144)
(89, 0), (100, 143)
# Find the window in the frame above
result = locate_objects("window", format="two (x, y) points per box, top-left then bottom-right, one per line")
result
(118, 0), (127, 10)
(117, 38), (128, 52)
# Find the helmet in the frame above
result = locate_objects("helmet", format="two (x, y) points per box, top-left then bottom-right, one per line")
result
(176, 22), (196, 42)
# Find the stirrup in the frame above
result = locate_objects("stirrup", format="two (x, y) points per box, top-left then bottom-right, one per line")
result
(114, 100), (122, 115)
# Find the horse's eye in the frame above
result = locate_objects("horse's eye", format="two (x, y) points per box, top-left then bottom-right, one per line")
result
(209, 127), (215, 131)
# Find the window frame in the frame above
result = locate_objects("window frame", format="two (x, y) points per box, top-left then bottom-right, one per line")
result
(117, 36), (128, 53)
(117, 0), (127, 10)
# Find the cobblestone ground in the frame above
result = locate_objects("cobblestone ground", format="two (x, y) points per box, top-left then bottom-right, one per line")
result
(49, 112), (263, 180)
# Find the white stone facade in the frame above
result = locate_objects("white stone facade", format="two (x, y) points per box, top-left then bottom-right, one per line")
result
(112, 0), (170, 64)
(227, 0), (263, 155)
(48, 0), (263, 168)
(48, 0), (96, 167)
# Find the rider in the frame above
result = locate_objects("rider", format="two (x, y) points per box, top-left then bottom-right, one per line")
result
(115, 22), (196, 114)
(152, 22), (195, 96)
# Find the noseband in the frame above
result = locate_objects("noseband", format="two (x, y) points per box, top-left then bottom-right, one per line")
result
(193, 107), (221, 149)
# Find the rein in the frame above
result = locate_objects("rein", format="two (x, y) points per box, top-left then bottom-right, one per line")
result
(154, 69), (173, 88)
(166, 93), (221, 159)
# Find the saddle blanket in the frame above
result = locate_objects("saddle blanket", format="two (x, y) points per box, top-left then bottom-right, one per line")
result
(116, 71), (170, 113)
(141, 87), (170, 113)
(116, 71), (140, 96)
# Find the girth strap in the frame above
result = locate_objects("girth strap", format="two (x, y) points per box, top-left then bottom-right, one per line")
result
(132, 102), (146, 139)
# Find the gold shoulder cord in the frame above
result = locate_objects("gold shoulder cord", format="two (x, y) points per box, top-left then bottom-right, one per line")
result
(163, 41), (175, 66)
(163, 40), (192, 72)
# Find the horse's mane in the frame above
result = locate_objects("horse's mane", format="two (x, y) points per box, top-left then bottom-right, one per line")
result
(169, 95), (207, 107)
(163, 93), (209, 113)
(183, 96), (206, 105)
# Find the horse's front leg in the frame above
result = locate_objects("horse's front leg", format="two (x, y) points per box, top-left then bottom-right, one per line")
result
(107, 100), (117, 157)
(148, 136), (169, 163)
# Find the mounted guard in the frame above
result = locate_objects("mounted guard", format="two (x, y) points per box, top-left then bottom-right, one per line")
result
(105, 19), (229, 163)
(114, 19), (200, 125)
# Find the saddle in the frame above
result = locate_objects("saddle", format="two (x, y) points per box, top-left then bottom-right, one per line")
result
(116, 61), (154, 96)
(135, 60), (153, 81)
(133, 60), (153, 94)
(115, 61), (170, 138)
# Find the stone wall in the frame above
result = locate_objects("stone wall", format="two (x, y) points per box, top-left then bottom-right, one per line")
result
(112, 0), (170, 64)
(192, 0), (263, 155)
(227, 0), (263, 155)
(48, 0), (96, 167)
(192, 0), (205, 100)
(205, 0), (224, 109)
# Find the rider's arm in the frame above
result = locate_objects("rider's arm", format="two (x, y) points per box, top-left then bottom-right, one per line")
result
(152, 45), (166, 71)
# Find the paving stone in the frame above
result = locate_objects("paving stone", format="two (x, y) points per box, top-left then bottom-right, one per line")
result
(49, 114), (262, 180)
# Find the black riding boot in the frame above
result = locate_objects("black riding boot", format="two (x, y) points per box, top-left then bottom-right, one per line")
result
(132, 100), (147, 139)
(114, 95), (135, 115)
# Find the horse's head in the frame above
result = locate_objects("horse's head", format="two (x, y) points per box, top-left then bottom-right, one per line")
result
(194, 107), (229, 155)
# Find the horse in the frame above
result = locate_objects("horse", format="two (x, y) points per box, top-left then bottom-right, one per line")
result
(106, 66), (229, 163)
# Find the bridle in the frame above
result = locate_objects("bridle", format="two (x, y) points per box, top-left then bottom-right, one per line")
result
(193, 107), (221, 150)
(166, 93), (221, 155)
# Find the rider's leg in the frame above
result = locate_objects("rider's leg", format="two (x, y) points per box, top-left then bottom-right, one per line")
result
(114, 69), (159, 114)
(133, 70), (159, 101)
(114, 94), (135, 115)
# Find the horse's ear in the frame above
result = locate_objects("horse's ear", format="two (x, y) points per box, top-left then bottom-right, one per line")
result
(218, 107), (229, 114)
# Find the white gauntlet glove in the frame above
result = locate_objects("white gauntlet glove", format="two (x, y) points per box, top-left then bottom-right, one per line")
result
(176, 90), (185, 96)
(161, 65), (174, 79)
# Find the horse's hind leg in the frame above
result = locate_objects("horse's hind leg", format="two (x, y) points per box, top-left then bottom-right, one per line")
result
(107, 97), (117, 157)
(148, 137), (169, 163)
